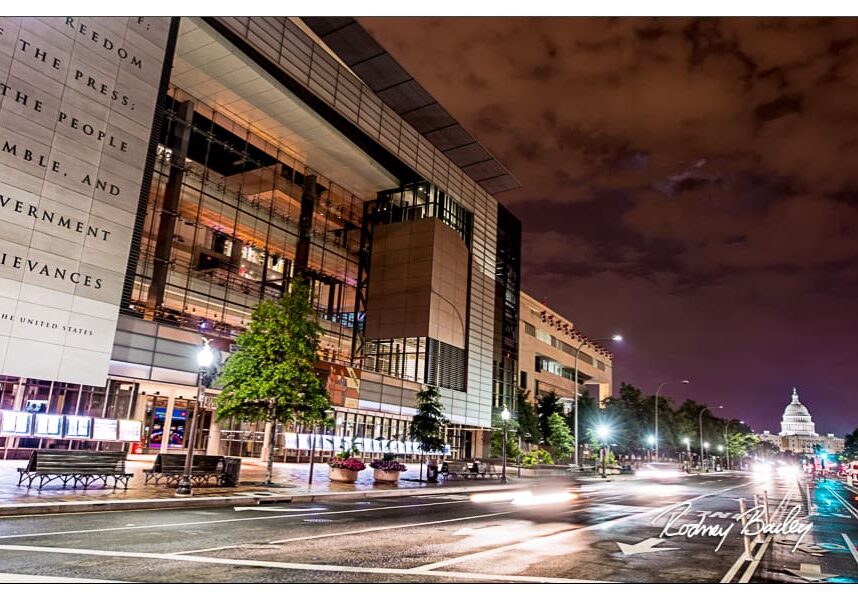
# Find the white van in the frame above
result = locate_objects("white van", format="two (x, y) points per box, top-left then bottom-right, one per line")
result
(849, 461), (858, 486)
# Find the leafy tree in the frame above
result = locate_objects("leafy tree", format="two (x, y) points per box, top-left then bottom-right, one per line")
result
(522, 448), (554, 466)
(536, 391), (562, 442)
(844, 428), (858, 460)
(216, 280), (330, 485)
(725, 431), (759, 464)
(515, 389), (540, 446)
(410, 386), (450, 480)
(546, 412), (575, 461)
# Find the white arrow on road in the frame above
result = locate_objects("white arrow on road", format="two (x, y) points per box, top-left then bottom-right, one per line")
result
(616, 538), (678, 556)
(784, 563), (839, 582)
(233, 507), (328, 512)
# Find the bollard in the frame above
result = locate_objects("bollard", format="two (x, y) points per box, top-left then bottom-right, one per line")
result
(805, 484), (812, 515)
(763, 490), (770, 524)
(738, 497), (752, 560)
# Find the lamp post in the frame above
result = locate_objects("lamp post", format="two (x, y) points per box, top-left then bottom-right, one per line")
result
(653, 379), (689, 462)
(176, 339), (214, 496)
(597, 425), (610, 479)
(501, 406), (510, 483)
(647, 435), (655, 463)
(572, 334), (622, 468)
(703, 441), (710, 471)
(723, 419), (743, 471)
(699, 405), (723, 472)
(683, 436), (691, 471)
(308, 408), (335, 486)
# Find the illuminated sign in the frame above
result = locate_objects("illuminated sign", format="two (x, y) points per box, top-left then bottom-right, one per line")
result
(0, 17), (172, 386)
(34, 413), (64, 437)
(92, 418), (119, 441)
(64, 415), (92, 439)
(118, 419), (142, 442)
(0, 410), (33, 435)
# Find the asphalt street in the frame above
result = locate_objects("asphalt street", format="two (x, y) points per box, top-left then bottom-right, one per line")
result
(0, 471), (856, 583)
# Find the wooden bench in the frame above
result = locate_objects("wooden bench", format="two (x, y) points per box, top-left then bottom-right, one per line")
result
(143, 454), (228, 486)
(16, 450), (133, 491)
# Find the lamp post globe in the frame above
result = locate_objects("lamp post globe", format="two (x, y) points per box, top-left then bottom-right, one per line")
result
(597, 425), (610, 478)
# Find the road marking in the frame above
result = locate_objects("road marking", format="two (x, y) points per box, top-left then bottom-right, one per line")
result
(783, 563), (838, 582)
(414, 478), (757, 573)
(827, 488), (858, 519)
(0, 572), (122, 583)
(0, 499), (471, 541)
(616, 538), (678, 555)
(174, 511), (511, 555)
(232, 507), (328, 513)
(0, 544), (605, 583)
(842, 533), (858, 567)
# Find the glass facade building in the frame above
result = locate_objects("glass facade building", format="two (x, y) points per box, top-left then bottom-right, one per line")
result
(0, 16), (522, 462)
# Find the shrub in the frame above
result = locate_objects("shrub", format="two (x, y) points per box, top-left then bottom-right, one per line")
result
(522, 448), (554, 466)
(369, 459), (407, 472)
(329, 457), (366, 471)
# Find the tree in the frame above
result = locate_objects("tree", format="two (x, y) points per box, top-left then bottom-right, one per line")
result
(546, 413), (575, 461)
(536, 391), (562, 442)
(216, 279), (330, 485)
(844, 428), (858, 460)
(410, 386), (449, 480)
(515, 389), (540, 446)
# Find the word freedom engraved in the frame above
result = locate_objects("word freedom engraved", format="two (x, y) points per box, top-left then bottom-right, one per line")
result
(0, 17), (170, 385)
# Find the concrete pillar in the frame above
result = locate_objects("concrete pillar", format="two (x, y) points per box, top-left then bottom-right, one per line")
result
(206, 418), (222, 456)
(260, 421), (273, 461)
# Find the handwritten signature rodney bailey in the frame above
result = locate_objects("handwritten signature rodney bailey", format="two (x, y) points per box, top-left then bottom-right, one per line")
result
(652, 501), (813, 552)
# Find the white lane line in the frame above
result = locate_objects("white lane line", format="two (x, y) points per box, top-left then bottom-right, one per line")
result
(174, 511), (512, 555)
(0, 572), (122, 583)
(737, 490), (793, 583)
(0, 499), (470, 541)
(412, 479), (755, 574)
(827, 488), (858, 519)
(841, 533), (858, 567)
(0, 544), (603, 583)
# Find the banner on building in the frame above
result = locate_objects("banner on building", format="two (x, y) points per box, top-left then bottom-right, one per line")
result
(0, 17), (171, 385)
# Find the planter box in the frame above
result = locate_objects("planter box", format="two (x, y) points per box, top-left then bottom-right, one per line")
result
(329, 467), (360, 482)
(373, 469), (402, 483)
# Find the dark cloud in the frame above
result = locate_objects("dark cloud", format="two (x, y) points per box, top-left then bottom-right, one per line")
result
(361, 17), (858, 435)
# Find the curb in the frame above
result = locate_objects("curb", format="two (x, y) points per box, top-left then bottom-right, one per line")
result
(0, 482), (526, 517)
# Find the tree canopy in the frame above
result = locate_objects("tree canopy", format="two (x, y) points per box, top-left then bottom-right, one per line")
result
(410, 386), (449, 453)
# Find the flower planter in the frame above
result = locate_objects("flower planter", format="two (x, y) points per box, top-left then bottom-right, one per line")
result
(373, 469), (402, 483)
(329, 467), (360, 483)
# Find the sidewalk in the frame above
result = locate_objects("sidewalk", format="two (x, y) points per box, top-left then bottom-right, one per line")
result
(0, 455), (523, 516)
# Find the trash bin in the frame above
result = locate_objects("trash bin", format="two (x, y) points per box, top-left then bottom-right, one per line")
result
(222, 457), (242, 486)
(426, 458), (439, 482)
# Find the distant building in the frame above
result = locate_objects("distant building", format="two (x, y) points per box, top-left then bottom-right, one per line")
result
(758, 388), (844, 455)
(518, 292), (614, 411)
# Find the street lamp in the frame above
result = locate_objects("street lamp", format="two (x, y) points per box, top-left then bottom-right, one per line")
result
(682, 436), (691, 471)
(176, 338), (214, 496)
(724, 420), (744, 471)
(572, 333), (622, 468)
(597, 425), (610, 479)
(501, 406), (510, 483)
(308, 408), (335, 486)
(654, 379), (689, 462)
(646, 435), (655, 463)
(699, 405), (723, 472)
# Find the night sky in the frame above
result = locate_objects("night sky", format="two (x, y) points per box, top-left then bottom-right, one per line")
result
(361, 17), (858, 436)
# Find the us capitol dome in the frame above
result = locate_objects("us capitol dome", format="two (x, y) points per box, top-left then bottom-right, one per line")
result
(779, 387), (817, 436)
(758, 387), (844, 456)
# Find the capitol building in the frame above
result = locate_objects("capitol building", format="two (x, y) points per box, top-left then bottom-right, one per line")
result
(759, 388), (845, 455)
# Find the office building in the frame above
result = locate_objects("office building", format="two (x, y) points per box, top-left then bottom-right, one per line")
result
(0, 17), (520, 460)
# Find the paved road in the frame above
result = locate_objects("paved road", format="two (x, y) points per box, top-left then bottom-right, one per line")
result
(0, 471), (856, 583)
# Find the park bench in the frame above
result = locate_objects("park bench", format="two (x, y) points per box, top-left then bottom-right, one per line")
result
(480, 461), (502, 479)
(440, 460), (473, 481)
(144, 454), (237, 487)
(16, 450), (133, 491)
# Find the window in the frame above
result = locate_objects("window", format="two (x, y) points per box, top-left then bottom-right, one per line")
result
(524, 322), (536, 337)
